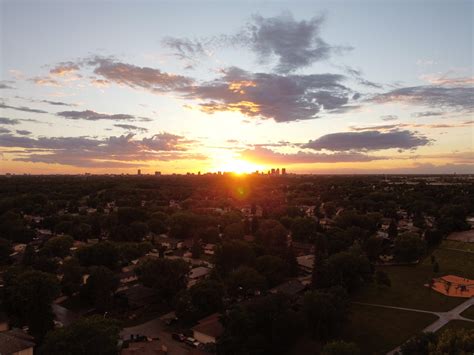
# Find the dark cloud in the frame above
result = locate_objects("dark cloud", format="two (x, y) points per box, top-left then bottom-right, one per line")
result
(242, 13), (351, 73)
(57, 110), (138, 121)
(240, 146), (385, 164)
(411, 111), (444, 118)
(114, 124), (148, 133)
(372, 85), (474, 112)
(40, 99), (76, 107)
(182, 67), (355, 122)
(303, 130), (431, 151)
(88, 57), (194, 92)
(0, 117), (21, 125)
(0, 132), (204, 168)
(15, 130), (31, 135)
(0, 102), (48, 114)
(0, 82), (14, 89)
(381, 115), (398, 121)
(0, 128), (10, 134)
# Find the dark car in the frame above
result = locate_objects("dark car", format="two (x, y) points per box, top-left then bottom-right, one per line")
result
(172, 333), (185, 342)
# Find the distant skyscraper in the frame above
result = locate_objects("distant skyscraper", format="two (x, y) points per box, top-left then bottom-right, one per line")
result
(137, 169), (141, 175)
(276, 168), (280, 175)
(282, 168), (286, 175)
(155, 171), (161, 176)
(271, 168), (276, 175)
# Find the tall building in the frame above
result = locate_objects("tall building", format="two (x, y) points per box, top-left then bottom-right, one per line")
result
(282, 168), (286, 175)
(155, 171), (161, 176)
(137, 169), (141, 175)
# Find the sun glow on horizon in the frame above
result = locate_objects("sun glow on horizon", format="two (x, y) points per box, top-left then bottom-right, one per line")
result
(213, 159), (264, 174)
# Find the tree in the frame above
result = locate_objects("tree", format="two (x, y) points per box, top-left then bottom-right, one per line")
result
(214, 240), (256, 276)
(325, 248), (372, 292)
(322, 341), (360, 355)
(394, 233), (426, 262)
(39, 316), (121, 355)
(256, 219), (288, 249)
(4, 269), (60, 339)
(400, 332), (437, 355)
(81, 266), (118, 312)
(224, 222), (245, 240)
(175, 280), (224, 324)
(43, 235), (74, 258)
(76, 242), (119, 270)
(255, 255), (288, 287)
(388, 219), (398, 239)
(62, 257), (83, 295)
(218, 294), (303, 355)
(226, 266), (267, 297)
(430, 328), (474, 354)
(135, 258), (189, 304)
(290, 217), (318, 242)
(303, 287), (350, 340)
(0, 238), (12, 265)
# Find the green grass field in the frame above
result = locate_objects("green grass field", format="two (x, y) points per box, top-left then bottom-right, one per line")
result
(353, 246), (474, 312)
(341, 303), (437, 355)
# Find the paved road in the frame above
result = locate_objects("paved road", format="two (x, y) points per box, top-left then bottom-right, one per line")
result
(121, 317), (191, 355)
(354, 297), (474, 355)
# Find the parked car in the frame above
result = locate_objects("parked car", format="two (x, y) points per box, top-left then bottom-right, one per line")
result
(172, 333), (186, 342)
(185, 337), (200, 348)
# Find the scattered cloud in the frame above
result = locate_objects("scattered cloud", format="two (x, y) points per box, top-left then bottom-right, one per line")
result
(50, 62), (80, 76)
(114, 124), (149, 133)
(88, 56), (194, 92)
(0, 132), (204, 168)
(57, 109), (142, 121)
(182, 67), (355, 122)
(0, 102), (48, 114)
(31, 76), (61, 87)
(240, 146), (385, 164)
(15, 130), (31, 135)
(372, 84), (474, 112)
(381, 115), (398, 121)
(303, 130), (431, 151)
(0, 117), (21, 125)
(411, 111), (444, 118)
(0, 128), (10, 134)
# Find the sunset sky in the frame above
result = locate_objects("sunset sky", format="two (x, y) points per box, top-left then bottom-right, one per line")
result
(0, 0), (472, 174)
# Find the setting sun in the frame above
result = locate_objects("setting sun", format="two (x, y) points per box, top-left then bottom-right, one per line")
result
(214, 159), (264, 174)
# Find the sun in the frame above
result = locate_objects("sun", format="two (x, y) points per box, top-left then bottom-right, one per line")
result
(214, 159), (264, 175)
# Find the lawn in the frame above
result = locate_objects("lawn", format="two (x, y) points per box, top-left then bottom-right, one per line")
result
(340, 303), (437, 355)
(439, 240), (474, 253)
(353, 247), (474, 312)
(461, 306), (474, 320)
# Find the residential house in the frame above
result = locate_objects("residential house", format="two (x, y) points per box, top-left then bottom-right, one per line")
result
(192, 313), (224, 344)
(0, 329), (35, 355)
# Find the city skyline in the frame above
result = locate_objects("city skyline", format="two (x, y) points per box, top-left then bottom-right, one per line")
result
(0, 0), (473, 175)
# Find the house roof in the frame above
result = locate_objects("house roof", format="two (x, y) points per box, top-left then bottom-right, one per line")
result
(192, 313), (224, 339)
(270, 279), (306, 296)
(189, 266), (210, 279)
(0, 329), (35, 354)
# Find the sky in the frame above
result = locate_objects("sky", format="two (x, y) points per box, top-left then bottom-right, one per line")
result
(0, 0), (472, 174)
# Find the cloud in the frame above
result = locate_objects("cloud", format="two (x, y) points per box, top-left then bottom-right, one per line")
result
(40, 99), (76, 107)
(15, 130), (31, 135)
(162, 37), (208, 65)
(183, 67), (355, 122)
(88, 57), (194, 92)
(0, 82), (14, 89)
(240, 146), (385, 164)
(372, 85), (474, 112)
(411, 111), (444, 118)
(31, 76), (61, 87)
(0, 117), (21, 125)
(241, 13), (351, 73)
(0, 132), (204, 168)
(0, 128), (10, 134)
(381, 115), (398, 121)
(0, 102), (48, 114)
(350, 121), (473, 131)
(50, 62), (80, 76)
(303, 130), (431, 151)
(114, 124), (148, 133)
(57, 110), (140, 121)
